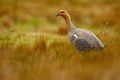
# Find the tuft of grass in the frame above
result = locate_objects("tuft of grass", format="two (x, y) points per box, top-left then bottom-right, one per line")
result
(34, 35), (47, 53)
(57, 26), (67, 35)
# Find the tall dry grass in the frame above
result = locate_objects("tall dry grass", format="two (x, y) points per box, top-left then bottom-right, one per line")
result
(0, 30), (120, 80)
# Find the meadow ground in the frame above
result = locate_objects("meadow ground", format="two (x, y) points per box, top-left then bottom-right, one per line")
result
(0, 0), (120, 80)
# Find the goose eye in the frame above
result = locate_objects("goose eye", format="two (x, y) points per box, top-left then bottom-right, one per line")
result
(61, 11), (64, 13)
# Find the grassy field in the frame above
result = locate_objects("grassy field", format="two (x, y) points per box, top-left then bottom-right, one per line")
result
(0, 0), (120, 80)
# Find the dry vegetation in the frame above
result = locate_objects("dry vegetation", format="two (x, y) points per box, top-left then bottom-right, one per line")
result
(0, 0), (120, 80)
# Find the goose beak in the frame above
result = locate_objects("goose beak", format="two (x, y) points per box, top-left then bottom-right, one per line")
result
(56, 13), (60, 16)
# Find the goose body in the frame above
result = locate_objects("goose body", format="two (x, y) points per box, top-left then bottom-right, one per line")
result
(56, 10), (104, 51)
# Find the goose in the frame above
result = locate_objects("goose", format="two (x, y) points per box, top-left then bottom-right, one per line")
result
(56, 10), (104, 51)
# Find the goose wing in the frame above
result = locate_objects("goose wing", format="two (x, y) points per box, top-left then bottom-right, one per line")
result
(69, 29), (104, 50)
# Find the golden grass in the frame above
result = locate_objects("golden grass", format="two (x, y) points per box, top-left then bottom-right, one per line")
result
(0, 30), (120, 80)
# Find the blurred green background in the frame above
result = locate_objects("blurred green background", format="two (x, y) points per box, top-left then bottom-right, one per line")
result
(0, 0), (119, 33)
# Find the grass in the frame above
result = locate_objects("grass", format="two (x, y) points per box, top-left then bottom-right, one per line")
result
(0, 0), (120, 80)
(0, 29), (120, 80)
